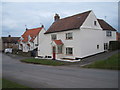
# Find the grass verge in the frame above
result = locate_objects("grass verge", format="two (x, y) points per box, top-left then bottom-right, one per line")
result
(2, 78), (34, 89)
(82, 52), (120, 70)
(20, 58), (68, 66)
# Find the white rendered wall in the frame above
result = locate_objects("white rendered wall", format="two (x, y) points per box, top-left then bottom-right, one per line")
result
(103, 31), (116, 44)
(38, 11), (116, 59)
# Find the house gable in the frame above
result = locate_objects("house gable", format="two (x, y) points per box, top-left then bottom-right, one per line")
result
(80, 11), (102, 30)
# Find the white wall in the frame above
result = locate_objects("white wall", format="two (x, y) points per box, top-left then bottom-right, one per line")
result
(18, 28), (45, 52)
(38, 11), (117, 59)
(77, 29), (104, 58)
(103, 31), (116, 44)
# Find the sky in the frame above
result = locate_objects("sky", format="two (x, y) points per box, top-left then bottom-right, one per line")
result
(1, 1), (118, 37)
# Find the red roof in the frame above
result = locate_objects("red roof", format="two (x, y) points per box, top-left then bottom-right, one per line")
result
(54, 40), (63, 45)
(20, 27), (43, 42)
(97, 19), (116, 31)
(45, 10), (91, 34)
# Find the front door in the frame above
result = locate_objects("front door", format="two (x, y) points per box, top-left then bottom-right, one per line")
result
(52, 46), (56, 60)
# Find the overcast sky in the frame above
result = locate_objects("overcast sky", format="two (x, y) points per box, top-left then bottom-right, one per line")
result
(1, 2), (118, 37)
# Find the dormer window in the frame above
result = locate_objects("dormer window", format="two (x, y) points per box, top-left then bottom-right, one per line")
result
(94, 21), (97, 26)
(51, 34), (57, 40)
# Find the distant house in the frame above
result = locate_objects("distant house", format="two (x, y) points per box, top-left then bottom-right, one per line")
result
(38, 10), (116, 60)
(18, 26), (45, 53)
(2, 35), (20, 51)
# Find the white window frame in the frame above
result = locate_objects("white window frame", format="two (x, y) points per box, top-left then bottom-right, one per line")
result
(66, 47), (73, 55)
(66, 32), (73, 40)
(51, 34), (57, 40)
(104, 43), (108, 50)
(106, 31), (112, 37)
(94, 21), (97, 26)
(57, 45), (62, 54)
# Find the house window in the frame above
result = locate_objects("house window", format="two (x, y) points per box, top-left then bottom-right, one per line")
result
(51, 34), (57, 40)
(106, 31), (112, 37)
(66, 47), (73, 55)
(57, 45), (62, 54)
(97, 45), (99, 49)
(104, 43), (108, 50)
(66, 32), (73, 40)
(27, 45), (30, 50)
(94, 21), (97, 26)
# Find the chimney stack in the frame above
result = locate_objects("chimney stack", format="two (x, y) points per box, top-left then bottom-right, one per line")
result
(41, 25), (44, 28)
(54, 13), (60, 22)
(8, 35), (11, 37)
(26, 28), (28, 31)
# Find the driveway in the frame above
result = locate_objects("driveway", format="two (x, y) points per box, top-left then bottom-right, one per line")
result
(2, 52), (118, 88)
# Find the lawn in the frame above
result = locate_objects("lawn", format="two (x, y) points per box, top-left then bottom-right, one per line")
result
(2, 78), (34, 89)
(82, 52), (120, 70)
(20, 58), (68, 66)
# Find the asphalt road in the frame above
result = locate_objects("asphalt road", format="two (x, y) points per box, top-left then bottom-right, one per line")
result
(2, 53), (118, 88)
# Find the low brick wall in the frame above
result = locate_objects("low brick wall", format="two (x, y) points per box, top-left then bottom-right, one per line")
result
(12, 49), (32, 57)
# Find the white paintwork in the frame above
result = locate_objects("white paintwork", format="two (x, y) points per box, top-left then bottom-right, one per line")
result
(38, 11), (116, 59)
(18, 28), (45, 52)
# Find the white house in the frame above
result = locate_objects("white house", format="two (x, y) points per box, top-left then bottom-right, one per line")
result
(38, 10), (116, 60)
(18, 26), (45, 53)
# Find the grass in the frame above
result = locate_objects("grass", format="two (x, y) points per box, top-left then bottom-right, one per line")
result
(82, 52), (120, 70)
(2, 78), (34, 89)
(20, 58), (68, 66)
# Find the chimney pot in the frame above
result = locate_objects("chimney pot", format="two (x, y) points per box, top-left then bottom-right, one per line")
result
(54, 13), (60, 22)
(26, 28), (28, 31)
(8, 35), (11, 37)
(41, 25), (44, 28)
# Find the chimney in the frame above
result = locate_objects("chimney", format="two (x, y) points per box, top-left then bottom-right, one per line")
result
(26, 28), (28, 31)
(8, 35), (11, 37)
(54, 13), (60, 22)
(25, 25), (28, 31)
(41, 25), (44, 28)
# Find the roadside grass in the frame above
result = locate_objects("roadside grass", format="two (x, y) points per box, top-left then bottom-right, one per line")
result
(20, 58), (69, 66)
(82, 52), (120, 70)
(2, 78), (34, 89)
(0, 78), (2, 89)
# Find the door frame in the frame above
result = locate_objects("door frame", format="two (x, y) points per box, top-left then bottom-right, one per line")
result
(52, 46), (56, 60)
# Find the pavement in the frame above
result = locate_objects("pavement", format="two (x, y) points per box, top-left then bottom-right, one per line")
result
(2, 52), (119, 88)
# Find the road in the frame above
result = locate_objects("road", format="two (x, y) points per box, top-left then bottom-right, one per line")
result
(2, 53), (118, 88)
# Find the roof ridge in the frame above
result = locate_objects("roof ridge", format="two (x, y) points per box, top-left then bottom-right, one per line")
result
(45, 10), (91, 34)
(60, 10), (92, 20)
(27, 27), (42, 30)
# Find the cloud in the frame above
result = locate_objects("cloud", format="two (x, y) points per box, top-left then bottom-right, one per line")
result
(2, 2), (118, 36)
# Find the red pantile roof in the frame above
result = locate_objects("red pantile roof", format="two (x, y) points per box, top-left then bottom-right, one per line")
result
(97, 19), (116, 31)
(45, 10), (91, 34)
(54, 40), (63, 45)
(19, 27), (43, 42)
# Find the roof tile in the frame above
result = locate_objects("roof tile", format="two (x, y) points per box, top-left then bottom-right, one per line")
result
(45, 10), (91, 34)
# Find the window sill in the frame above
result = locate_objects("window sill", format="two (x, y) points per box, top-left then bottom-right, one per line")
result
(65, 39), (73, 40)
(57, 53), (63, 54)
(66, 54), (73, 56)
